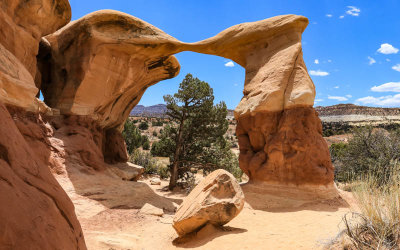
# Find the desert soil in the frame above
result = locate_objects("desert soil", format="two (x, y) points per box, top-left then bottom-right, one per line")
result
(55, 167), (355, 250)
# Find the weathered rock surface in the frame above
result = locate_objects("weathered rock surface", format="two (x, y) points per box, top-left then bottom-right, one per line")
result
(0, 102), (85, 249)
(0, 0), (71, 109)
(36, 11), (333, 188)
(40, 10), (181, 130)
(173, 169), (244, 237)
(140, 203), (164, 217)
(108, 162), (144, 181)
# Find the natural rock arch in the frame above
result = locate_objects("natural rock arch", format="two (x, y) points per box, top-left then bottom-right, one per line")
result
(37, 10), (334, 188)
(0, 3), (338, 249)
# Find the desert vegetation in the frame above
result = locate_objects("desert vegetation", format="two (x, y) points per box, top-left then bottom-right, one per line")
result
(330, 127), (400, 249)
(123, 74), (242, 190)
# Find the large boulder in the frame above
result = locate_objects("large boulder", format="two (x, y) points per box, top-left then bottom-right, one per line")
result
(173, 169), (244, 237)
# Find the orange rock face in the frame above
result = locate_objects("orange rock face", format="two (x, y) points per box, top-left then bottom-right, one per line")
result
(0, 102), (86, 249)
(237, 107), (333, 185)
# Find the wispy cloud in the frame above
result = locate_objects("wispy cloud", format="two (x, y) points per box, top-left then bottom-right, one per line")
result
(309, 70), (329, 76)
(339, 15), (345, 19)
(234, 83), (238, 86)
(377, 43), (399, 54)
(328, 96), (348, 101)
(371, 82), (400, 92)
(224, 61), (234, 67)
(356, 94), (400, 106)
(327, 59), (332, 63)
(314, 59), (319, 64)
(346, 6), (361, 16)
(392, 64), (400, 72)
(334, 86), (339, 89)
(346, 94), (352, 98)
(368, 56), (376, 65)
(314, 99), (324, 104)
(326, 14), (333, 18)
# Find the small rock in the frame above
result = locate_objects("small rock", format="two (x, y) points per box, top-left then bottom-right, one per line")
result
(150, 178), (161, 185)
(173, 169), (245, 236)
(108, 162), (144, 181)
(139, 203), (164, 217)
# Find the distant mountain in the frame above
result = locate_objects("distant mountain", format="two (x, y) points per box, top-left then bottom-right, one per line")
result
(130, 104), (168, 117)
(130, 104), (235, 118)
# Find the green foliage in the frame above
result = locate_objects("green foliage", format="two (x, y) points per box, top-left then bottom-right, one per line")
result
(158, 166), (170, 179)
(122, 119), (151, 153)
(156, 73), (241, 188)
(152, 131), (158, 137)
(332, 126), (400, 185)
(129, 149), (158, 174)
(152, 120), (163, 126)
(142, 141), (150, 150)
(122, 120), (143, 154)
(138, 121), (149, 130)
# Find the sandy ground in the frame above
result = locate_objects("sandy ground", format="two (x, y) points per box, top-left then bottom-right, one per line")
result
(55, 167), (355, 250)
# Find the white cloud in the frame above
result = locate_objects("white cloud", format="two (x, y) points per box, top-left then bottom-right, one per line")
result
(368, 56), (376, 65)
(346, 94), (352, 98)
(356, 94), (400, 106)
(377, 43), (399, 54)
(234, 83), (238, 86)
(334, 86), (339, 89)
(371, 82), (400, 92)
(224, 61), (234, 67)
(309, 70), (329, 76)
(346, 6), (361, 16)
(328, 96), (348, 101)
(314, 59), (319, 64)
(392, 64), (400, 72)
(326, 14), (333, 18)
(314, 99), (324, 104)
(386, 58), (391, 62)
(339, 15), (345, 19)
(327, 59), (332, 63)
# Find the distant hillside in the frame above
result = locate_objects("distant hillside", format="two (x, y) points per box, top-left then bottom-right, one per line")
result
(130, 104), (235, 118)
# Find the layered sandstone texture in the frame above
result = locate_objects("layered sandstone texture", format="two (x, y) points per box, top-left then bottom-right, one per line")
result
(36, 11), (333, 187)
(39, 10), (182, 130)
(0, 102), (86, 249)
(173, 170), (245, 237)
(183, 15), (334, 186)
(0, 0), (86, 249)
(0, 0), (71, 109)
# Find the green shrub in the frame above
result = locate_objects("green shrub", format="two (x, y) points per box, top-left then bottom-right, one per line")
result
(158, 166), (170, 179)
(129, 149), (158, 174)
(152, 131), (158, 137)
(138, 121), (149, 130)
(122, 120), (143, 154)
(333, 126), (400, 185)
(152, 120), (163, 126)
(142, 141), (150, 150)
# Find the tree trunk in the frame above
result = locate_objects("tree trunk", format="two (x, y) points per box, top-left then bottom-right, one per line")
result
(169, 112), (186, 190)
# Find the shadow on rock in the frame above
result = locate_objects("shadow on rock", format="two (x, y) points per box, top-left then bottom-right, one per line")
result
(172, 224), (247, 248)
(241, 182), (350, 213)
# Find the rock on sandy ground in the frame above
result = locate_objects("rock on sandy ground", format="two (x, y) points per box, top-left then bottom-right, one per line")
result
(53, 167), (356, 250)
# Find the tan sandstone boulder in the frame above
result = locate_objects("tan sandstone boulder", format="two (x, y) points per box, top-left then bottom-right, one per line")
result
(173, 169), (244, 237)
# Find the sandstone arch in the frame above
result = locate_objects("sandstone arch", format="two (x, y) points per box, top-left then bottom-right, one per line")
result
(0, 4), (337, 248)
(37, 10), (334, 188)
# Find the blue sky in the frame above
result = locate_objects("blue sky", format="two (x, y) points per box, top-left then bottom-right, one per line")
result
(69, 0), (400, 109)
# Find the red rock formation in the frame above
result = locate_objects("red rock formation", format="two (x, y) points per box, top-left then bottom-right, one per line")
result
(0, 102), (86, 249)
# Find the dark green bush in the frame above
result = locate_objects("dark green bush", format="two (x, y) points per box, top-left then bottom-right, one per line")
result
(332, 126), (400, 185)
(138, 121), (149, 130)
(142, 141), (150, 150)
